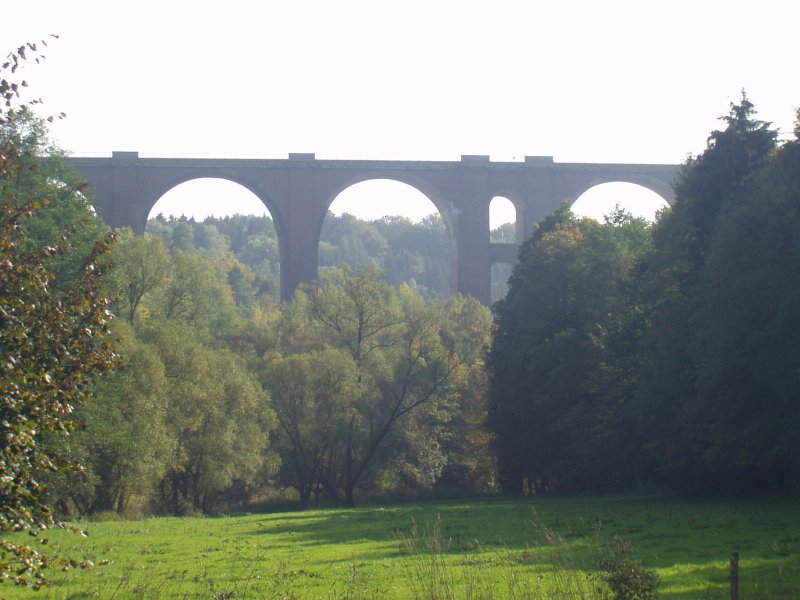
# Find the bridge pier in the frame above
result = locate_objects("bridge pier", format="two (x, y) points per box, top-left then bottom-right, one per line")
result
(454, 156), (493, 304)
(280, 156), (321, 300)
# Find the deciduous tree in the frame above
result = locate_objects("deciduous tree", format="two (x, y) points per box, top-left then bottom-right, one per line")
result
(270, 266), (489, 507)
(488, 205), (653, 493)
(1, 42), (116, 586)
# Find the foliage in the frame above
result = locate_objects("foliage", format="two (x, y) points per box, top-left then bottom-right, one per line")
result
(50, 208), (280, 517)
(81, 301), (276, 515)
(488, 205), (653, 493)
(679, 107), (800, 492)
(0, 42), (117, 587)
(145, 320), (275, 515)
(64, 203), (490, 515)
(262, 265), (493, 507)
(593, 537), (659, 600)
(433, 295), (496, 492)
(150, 209), (455, 301)
(64, 321), (172, 514)
(490, 221), (516, 243)
(631, 96), (788, 494)
(488, 95), (800, 497)
(262, 347), (358, 508)
(106, 229), (169, 324)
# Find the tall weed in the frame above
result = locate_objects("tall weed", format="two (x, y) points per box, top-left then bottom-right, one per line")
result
(397, 514), (598, 599)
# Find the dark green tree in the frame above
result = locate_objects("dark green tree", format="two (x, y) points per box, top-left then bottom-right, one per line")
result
(683, 109), (800, 492)
(632, 96), (780, 492)
(488, 205), (653, 493)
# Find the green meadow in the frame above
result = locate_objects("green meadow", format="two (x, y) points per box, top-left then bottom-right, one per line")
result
(4, 495), (799, 599)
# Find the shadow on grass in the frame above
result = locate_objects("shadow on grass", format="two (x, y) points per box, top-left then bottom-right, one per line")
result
(246, 494), (800, 598)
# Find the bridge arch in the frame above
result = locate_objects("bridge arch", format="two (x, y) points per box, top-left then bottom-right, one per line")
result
(148, 174), (283, 235)
(572, 181), (670, 221)
(147, 177), (273, 220)
(489, 195), (519, 243)
(320, 178), (456, 296)
(318, 173), (456, 243)
(567, 174), (674, 208)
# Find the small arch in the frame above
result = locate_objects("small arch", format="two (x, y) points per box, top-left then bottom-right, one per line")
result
(490, 196), (518, 243)
(571, 182), (669, 222)
(491, 263), (514, 304)
(320, 179), (453, 297)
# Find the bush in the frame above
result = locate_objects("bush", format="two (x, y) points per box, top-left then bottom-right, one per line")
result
(594, 536), (659, 600)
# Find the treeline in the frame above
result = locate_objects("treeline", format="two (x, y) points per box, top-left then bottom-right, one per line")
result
(147, 207), (455, 301)
(489, 96), (800, 496)
(148, 200), (516, 304)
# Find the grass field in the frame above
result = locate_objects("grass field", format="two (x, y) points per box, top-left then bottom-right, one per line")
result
(3, 494), (799, 599)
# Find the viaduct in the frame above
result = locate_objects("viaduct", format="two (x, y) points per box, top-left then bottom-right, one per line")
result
(67, 153), (679, 305)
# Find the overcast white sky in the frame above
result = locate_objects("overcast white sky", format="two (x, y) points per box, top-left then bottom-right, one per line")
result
(3, 0), (798, 224)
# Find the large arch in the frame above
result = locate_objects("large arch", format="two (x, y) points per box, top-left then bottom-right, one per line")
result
(68, 153), (679, 304)
(316, 173), (457, 249)
(320, 178), (455, 297)
(572, 182), (670, 221)
(565, 173), (674, 209)
(147, 177), (272, 221)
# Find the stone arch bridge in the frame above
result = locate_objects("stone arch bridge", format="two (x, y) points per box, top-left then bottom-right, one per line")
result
(67, 152), (678, 304)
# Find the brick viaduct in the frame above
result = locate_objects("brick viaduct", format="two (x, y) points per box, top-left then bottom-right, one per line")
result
(67, 153), (679, 305)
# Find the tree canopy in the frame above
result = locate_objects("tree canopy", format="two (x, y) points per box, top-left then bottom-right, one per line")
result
(488, 96), (800, 496)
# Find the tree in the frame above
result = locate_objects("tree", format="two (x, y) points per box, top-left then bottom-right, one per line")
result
(341, 284), (460, 503)
(1, 42), (117, 586)
(318, 212), (452, 298)
(107, 229), (170, 324)
(310, 264), (399, 369)
(68, 322), (172, 514)
(3, 110), (107, 285)
(490, 222), (516, 243)
(679, 109), (800, 492)
(319, 213), (388, 272)
(372, 214), (451, 296)
(269, 266), (487, 507)
(671, 92), (776, 258)
(436, 294), (496, 491)
(140, 320), (276, 515)
(631, 96), (781, 492)
(488, 205), (653, 493)
(262, 348), (357, 508)
(60, 219), (279, 516)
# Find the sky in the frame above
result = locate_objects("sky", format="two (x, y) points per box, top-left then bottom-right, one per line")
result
(3, 1), (798, 226)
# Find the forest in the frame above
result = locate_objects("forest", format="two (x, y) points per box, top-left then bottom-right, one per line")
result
(2, 42), (799, 586)
(490, 97), (800, 496)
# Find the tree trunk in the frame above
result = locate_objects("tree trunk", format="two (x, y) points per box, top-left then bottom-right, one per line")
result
(299, 487), (311, 509)
(344, 484), (356, 508)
